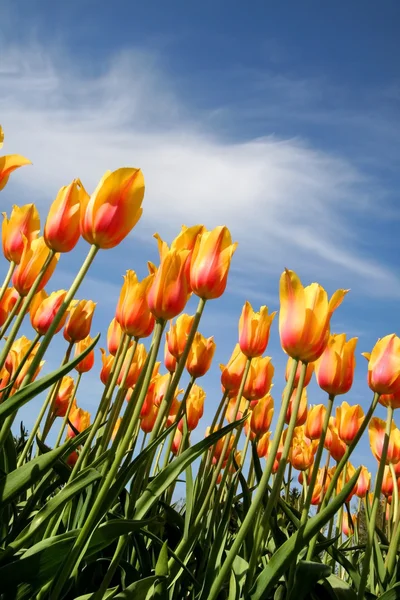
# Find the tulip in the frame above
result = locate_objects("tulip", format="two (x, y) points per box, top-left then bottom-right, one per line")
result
(285, 357), (314, 388)
(243, 356), (274, 401)
(171, 428), (183, 455)
(315, 334), (357, 396)
(379, 389), (400, 410)
(64, 300), (96, 343)
(381, 466), (395, 497)
(167, 314), (195, 360)
(279, 269), (348, 363)
(220, 344), (247, 397)
(324, 420), (346, 461)
(30, 290), (68, 335)
(116, 270), (155, 338)
(250, 394), (274, 437)
(289, 428), (317, 471)
(153, 372), (180, 407)
(185, 331), (215, 379)
(285, 387), (308, 426)
(67, 407), (91, 438)
(80, 167), (145, 249)
(355, 466), (370, 498)
(154, 225), (204, 287)
(2, 204), (40, 264)
(100, 349), (114, 385)
(369, 417), (400, 464)
(6, 336), (44, 389)
(117, 343), (147, 388)
(164, 340), (177, 374)
(53, 376), (76, 417)
(44, 179), (88, 252)
(238, 301), (276, 358)
(182, 384), (206, 431)
(190, 226), (237, 300)
(66, 451), (79, 467)
(226, 396), (248, 423)
(256, 431), (271, 458)
(140, 401), (159, 433)
(336, 401), (364, 445)
(147, 247), (190, 321)
(74, 335), (95, 373)
(0, 154), (31, 192)
(0, 288), (17, 326)
(335, 462), (358, 502)
(12, 237), (59, 297)
(363, 334), (400, 395)
(305, 404), (326, 440)
(207, 425), (235, 465)
(165, 397), (181, 427)
(342, 513), (356, 537)
(107, 318), (123, 356)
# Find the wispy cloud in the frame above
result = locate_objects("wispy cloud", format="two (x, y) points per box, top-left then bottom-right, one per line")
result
(1, 41), (399, 299)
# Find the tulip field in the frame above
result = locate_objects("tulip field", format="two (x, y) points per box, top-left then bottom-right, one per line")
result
(1, 124), (400, 599)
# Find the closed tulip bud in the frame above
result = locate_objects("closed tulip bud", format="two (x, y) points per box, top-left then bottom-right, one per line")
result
(117, 343), (147, 388)
(53, 376), (76, 417)
(155, 225), (204, 289)
(279, 269), (348, 363)
(153, 372), (180, 407)
(66, 450), (79, 467)
(305, 404), (326, 440)
(147, 247), (190, 321)
(0, 288), (17, 326)
(165, 397), (181, 428)
(164, 340), (177, 373)
(111, 417), (122, 441)
(5, 336), (32, 375)
(342, 513), (356, 537)
(184, 384), (206, 431)
(285, 357), (314, 388)
(289, 428), (318, 471)
(379, 389), (400, 410)
(355, 466), (371, 498)
(369, 417), (400, 464)
(186, 332), (215, 378)
(74, 335), (95, 373)
(171, 428), (183, 455)
(64, 300), (96, 343)
(80, 167), (144, 249)
(30, 290), (68, 335)
(381, 465), (394, 497)
(363, 334), (400, 395)
(250, 394), (274, 437)
(67, 407), (90, 438)
(243, 356), (274, 401)
(0, 154), (31, 192)
(324, 421), (347, 461)
(140, 401), (159, 433)
(12, 237), (59, 297)
(207, 425), (235, 464)
(226, 396), (248, 423)
(116, 270), (155, 338)
(107, 318), (123, 356)
(220, 344), (247, 396)
(311, 483), (324, 506)
(44, 180), (88, 252)
(336, 401), (364, 444)
(336, 462), (358, 502)
(167, 313), (195, 360)
(315, 334), (357, 396)
(239, 302), (276, 358)
(285, 387), (308, 426)
(189, 226), (237, 300)
(256, 431), (271, 457)
(2, 204), (40, 264)
(100, 349), (114, 385)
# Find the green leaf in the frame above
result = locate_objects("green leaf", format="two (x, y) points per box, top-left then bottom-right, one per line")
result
(0, 431), (17, 474)
(113, 576), (166, 599)
(86, 518), (161, 558)
(74, 587), (119, 600)
(0, 444), (69, 508)
(288, 561), (331, 600)
(228, 556), (249, 600)
(0, 334), (100, 420)
(379, 583), (400, 600)
(155, 541), (169, 577)
(249, 466), (361, 600)
(322, 574), (358, 599)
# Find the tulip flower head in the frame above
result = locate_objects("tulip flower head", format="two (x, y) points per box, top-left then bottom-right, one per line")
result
(279, 269), (348, 363)
(379, 389), (400, 410)
(239, 301), (276, 358)
(30, 290), (68, 336)
(44, 179), (88, 252)
(183, 384), (206, 431)
(64, 300), (96, 343)
(2, 204), (40, 264)
(74, 335), (96, 373)
(107, 318), (123, 356)
(355, 466), (371, 498)
(256, 431), (271, 458)
(167, 313), (195, 360)
(285, 357), (314, 388)
(220, 344), (247, 397)
(285, 387), (308, 427)
(315, 334), (357, 396)
(67, 407), (91, 438)
(243, 355), (274, 401)
(186, 331), (216, 378)
(336, 401), (364, 445)
(369, 417), (400, 464)
(100, 349), (114, 385)
(0, 154), (31, 192)
(305, 404), (326, 440)
(12, 237), (59, 297)
(363, 334), (400, 395)
(164, 340), (177, 374)
(116, 269), (155, 338)
(250, 393), (274, 437)
(53, 376), (76, 417)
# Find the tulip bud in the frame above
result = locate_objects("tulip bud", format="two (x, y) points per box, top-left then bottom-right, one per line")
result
(67, 407), (91, 438)
(315, 334), (357, 396)
(355, 466), (371, 498)
(164, 340), (177, 374)
(66, 450), (79, 467)
(363, 334), (400, 395)
(190, 226), (237, 300)
(243, 356), (274, 401)
(74, 335), (95, 373)
(107, 318), (123, 356)
(117, 343), (147, 388)
(250, 394), (274, 437)
(80, 168), (144, 249)
(100, 349), (114, 385)
(53, 376), (76, 417)
(279, 269), (348, 363)
(64, 300), (96, 343)
(336, 401), (364, 445)
(111, 417), (122, 441)
(44, 180), (88, 252)
(238, 301), (276, 358)
(256, 431), (271, 457)
(381, 465), (394, 497)
(289, 427), (317, 471)
(147, 248), (190, 320)
(2, 204), (40, 263)
(285, 387), (308, 426)
(342, 512), (356, 537)
(220, 344), (247, 397)
(116, 270), (155, 338)
(167, 314), (195, 360)
(379, 389), (400, 410)
(12, 237), (59, 297)
(171, 428), (183, 455)
(184, 384), (206, 431)
(369, 417), (400, 464)
(305, 404), (326, 440)
(324, 420), (346, 461)
(30, 290), (68, 335)
(186, 332), (215, 378)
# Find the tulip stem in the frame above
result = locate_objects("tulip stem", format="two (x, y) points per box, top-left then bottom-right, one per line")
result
(358, 404), (393, 600)
(0, 295), (23, 339)
(385, 468), (400, 578)
(204, 358), (299, 600)
(0, 260), (15, 303)
(389, 463), (399, 524)
(54, 373), (82, 448)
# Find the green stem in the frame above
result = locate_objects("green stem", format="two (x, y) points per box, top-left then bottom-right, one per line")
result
(204, 358), (299, 600)
(0, 260), (15, 303)
(358, 404), (394, 600)
(385, 466), (400, 577)
(54, 373), (82, 448)
(49, 321), (164, 600)
(0, 295), (23, 338)
(389, 463), (398, 525)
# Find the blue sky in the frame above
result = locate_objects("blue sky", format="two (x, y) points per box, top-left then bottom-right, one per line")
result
(1, 1), (399, 476)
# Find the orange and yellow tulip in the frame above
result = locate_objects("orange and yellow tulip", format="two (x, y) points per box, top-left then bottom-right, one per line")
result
(30, 290), (68, 335)
(107, 318), (124, 356)
(74, 335), (95, 373)
(363, 334), (400, 395)
(256, 431), (271, 457)
(238, 301), (276, 358)
(285, 387), (308, 426)
(147, 247), (190, 320)
(355, 466), (371, 498)
(80, 167), (144, 249)
(381, 465), (395, 497)
(369, 417), (400, 464)
(379, 389), (400, 410)
(243, 356), (274, 401)
(324, 420), (347, 461)
(117, 343), (147, 389)
(183, 384), (206, 431)
(186, 331), (215, 378)
(0, 154), (31, 192)
(305, 404), (326, 440)
(64, 300), (96, 343)
(100, 349), (114, 385)
(2, 204), (40, 264)
(116, 270), (155, 338)
(44, 180), (88, 252)
(167, 313), (195, 360)
(279, 269), (348, 363)
(53, 376), (76, 417)
(342, 512), (356, 537)
(12, 237), (59, 297)
(220, 344), (247, 397)
(190, 226), (237, 300)
(285, 357), (314, 387)
(250, 393), (274, 437)
(289, 427), (318, 471)
(336, 401), (364, 445)
(67, 407), (91, 438)
(155, 225), (204, 288)
(164, 340), (177, 374)
(315, 334), (357, 396)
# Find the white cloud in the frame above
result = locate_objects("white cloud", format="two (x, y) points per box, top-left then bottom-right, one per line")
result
(1, 41), (400, 297)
